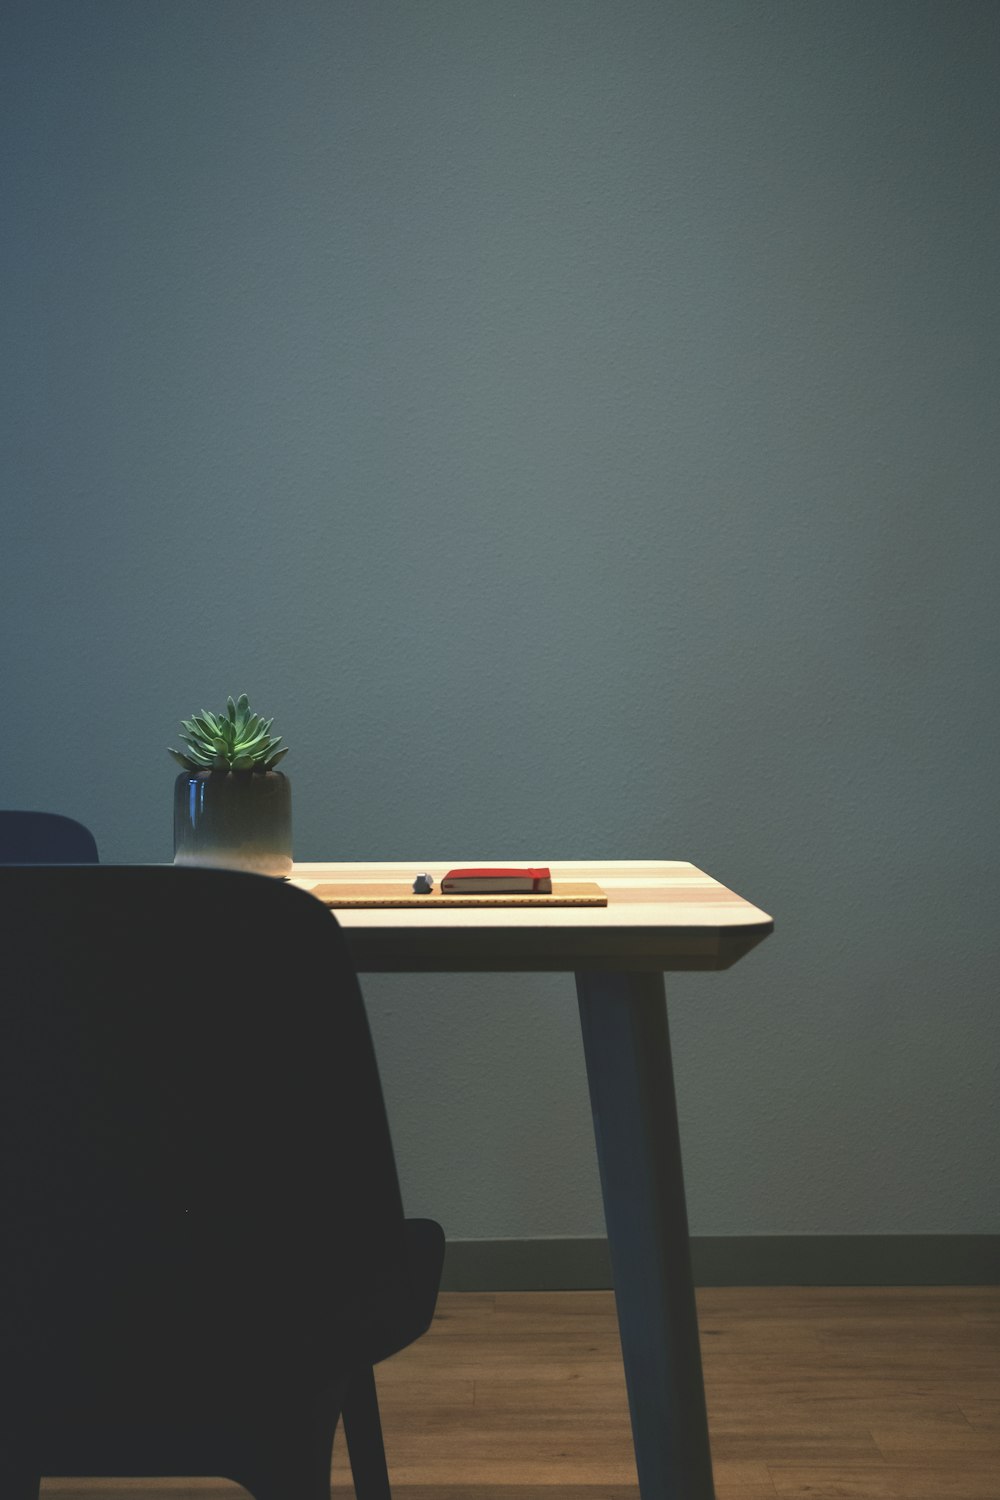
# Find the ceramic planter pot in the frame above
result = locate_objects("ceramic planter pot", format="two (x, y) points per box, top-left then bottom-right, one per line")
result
(173, 770), (292, 877)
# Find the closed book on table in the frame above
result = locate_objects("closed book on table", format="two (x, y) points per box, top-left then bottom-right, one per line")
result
(440, 866), (553, 894)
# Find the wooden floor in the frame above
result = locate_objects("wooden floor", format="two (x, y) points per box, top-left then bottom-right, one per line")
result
(41, 1287), (1000, 1500)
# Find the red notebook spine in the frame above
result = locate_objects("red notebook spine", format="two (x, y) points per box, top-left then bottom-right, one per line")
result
(441, 866), (553, 893)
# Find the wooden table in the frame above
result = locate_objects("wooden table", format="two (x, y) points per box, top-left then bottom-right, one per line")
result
(290, 859), (773, 1500)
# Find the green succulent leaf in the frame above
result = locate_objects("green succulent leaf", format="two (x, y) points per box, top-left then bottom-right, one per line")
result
(237, 735), (270, 758)
(171, 696), (289, 771)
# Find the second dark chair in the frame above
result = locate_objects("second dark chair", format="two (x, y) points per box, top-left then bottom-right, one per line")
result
(0, 808), (99, 862)
(0, 865), (444, 1500)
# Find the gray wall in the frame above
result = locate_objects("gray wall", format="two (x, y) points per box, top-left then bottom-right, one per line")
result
(3, 1), (998, 1241)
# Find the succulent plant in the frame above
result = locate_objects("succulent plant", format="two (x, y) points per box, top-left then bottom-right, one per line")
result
(168, 694), (289, 773)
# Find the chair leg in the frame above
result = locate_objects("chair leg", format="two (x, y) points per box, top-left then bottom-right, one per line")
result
(232, 1444), (336, 1500)
(238, 1470), (332, 1500)
(225, 1390), (343, 1500)
(342, 1365), (392, 1500)
(0, 1454), (41, 1500)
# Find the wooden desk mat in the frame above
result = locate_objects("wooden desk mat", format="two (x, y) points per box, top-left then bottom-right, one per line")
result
(308, 881), (607, 908)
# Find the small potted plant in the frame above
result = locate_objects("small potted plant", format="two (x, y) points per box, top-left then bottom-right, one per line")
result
(169, 694), (292, 876)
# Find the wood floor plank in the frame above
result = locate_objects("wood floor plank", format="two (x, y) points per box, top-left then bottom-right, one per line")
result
(961, 1398), (1000, 1429)
(40, 1487), (242, 1498)
(768, 1467), (1000, 1498)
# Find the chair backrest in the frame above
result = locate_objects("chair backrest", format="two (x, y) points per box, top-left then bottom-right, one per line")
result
(0, 866), (407, 1437)
(0, 810), (99, 863)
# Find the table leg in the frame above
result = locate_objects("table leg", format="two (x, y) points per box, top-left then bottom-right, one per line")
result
(576, 970), (715, 1500)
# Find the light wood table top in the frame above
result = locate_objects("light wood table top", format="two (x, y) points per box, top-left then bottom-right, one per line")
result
(290, 859), (773, 973)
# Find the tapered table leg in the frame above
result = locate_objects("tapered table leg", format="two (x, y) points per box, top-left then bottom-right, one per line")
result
(576, 970), (715, 1500)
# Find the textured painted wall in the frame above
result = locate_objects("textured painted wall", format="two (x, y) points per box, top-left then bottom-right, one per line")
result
(3, 1), (998, 1238)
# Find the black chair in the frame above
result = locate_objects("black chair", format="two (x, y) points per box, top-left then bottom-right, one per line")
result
(0, 809), (99, 862)
(0, 866), (444, 1500)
